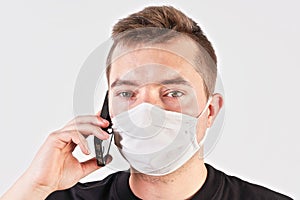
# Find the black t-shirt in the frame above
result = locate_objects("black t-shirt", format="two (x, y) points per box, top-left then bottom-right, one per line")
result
(46, 164), (292, 200)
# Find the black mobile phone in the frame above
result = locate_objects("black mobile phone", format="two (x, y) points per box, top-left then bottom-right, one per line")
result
(94, 91), (113, 166)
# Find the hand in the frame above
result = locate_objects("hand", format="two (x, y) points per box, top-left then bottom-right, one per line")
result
(5, 114), (111, 199)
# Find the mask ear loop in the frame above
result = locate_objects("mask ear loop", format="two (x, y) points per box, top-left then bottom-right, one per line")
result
(196, 96), (212, 118)
(196, 96), (212, 159)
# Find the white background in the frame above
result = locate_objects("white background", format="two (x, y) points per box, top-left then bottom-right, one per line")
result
(0, 0), (299, 198)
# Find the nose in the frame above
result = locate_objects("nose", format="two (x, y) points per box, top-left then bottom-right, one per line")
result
(135, 85), (165, 109)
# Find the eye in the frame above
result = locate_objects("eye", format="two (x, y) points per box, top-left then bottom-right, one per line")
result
(117, 91), (134, 98)
(165, 90), (184, 98)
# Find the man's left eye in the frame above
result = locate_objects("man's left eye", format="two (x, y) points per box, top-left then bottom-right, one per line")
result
(165, 91), (184, 98)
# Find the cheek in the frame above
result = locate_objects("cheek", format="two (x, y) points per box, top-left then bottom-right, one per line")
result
(178, 96), (200, 117)
(195, 116), (208, 143)
(109, 97), (131, 117)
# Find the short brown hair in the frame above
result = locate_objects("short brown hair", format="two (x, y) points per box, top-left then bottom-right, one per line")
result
(106, 6), (217, 96)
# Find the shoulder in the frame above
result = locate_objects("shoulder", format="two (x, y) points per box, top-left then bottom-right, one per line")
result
(46, 170), (127, 200)
(205, 164), (293, 200)
(222, 172), (292, 199)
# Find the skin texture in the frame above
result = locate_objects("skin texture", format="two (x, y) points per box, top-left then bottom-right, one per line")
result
(0, 115), (111, 200)
(0, 38), (223, 200)
(108, 40), (223, 199)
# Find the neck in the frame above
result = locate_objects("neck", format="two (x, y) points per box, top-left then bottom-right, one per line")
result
(129, 154), (207, 200)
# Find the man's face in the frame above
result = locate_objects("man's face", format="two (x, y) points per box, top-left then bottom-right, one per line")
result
(108, 41), (211, 141)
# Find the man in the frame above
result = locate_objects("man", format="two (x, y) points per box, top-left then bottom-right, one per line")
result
(0, 5), (292, 200)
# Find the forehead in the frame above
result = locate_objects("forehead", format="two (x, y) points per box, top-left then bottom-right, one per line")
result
(112, 50), (187, 79)
(109, 41), (203, 86)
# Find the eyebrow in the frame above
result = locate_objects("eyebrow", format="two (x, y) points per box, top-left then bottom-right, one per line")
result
(111, 79), (139, 88)
(110, 76), (192, 88)
(160, 77), (192, 86)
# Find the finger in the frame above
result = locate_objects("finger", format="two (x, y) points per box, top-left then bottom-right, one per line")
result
(61, 124), (110, 140)
(96, 110), (102, 117)
(104, 154), (113, 164)
(52, 130), (90, 155)
(77, 132), (91, 155)
(80, 157), (104, 178)
(67, 115), (109, 127)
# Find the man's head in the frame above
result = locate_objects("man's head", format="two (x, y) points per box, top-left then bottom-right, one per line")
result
(106, 6), (223, 174)
(106, 6), (217, 98)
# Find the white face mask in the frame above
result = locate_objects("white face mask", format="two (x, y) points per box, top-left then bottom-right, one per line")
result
(111, 98), (211, 176)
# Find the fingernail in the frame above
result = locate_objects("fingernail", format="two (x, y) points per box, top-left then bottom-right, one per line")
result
(97, 117), (109, 125)
(85, 144), (91, 154)
(96, 131), (109, 140)
(101, 119), (109, 125)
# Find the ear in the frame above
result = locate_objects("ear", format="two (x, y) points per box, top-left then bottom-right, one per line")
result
(207, 93), (224, 127)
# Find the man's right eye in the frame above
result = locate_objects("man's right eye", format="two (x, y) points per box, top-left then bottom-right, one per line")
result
(118, 91), (134, 98)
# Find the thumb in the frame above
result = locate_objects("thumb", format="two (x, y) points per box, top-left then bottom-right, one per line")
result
(80, 158), (101, 178)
